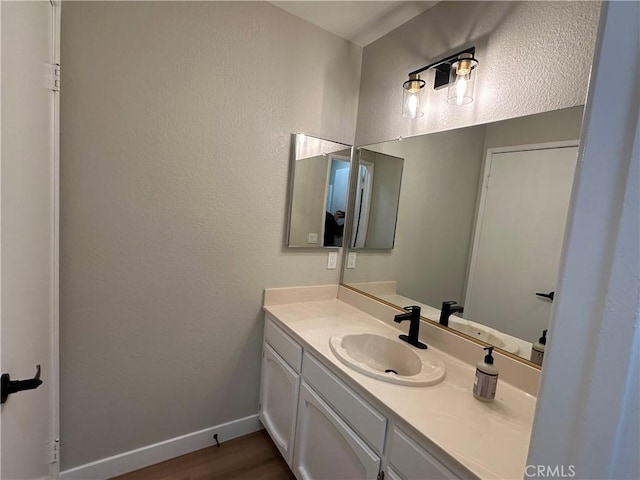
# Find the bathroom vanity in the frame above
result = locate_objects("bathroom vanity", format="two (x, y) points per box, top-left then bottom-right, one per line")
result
(259, 285), (538, 480)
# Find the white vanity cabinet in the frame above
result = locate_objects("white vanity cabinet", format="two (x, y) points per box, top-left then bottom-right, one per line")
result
(259, 317), (303, 466)
(260, 313), (468, 480)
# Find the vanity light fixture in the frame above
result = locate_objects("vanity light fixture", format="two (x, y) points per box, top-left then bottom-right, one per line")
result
(402, 46), (478, 118)
(402, 73), (426, 119)
(447, 52), (478, 106)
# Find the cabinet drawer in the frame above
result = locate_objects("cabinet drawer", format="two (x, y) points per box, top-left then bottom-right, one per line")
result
(302, 353), (387, 453)
(389, 427), (458, 480)
(265, 315), (302, 372)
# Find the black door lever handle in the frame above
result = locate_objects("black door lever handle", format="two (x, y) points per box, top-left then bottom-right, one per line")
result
(535, 291), (555, 301)
(1, 365), (43, 404)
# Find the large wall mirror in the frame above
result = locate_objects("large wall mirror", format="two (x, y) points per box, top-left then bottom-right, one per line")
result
(342, 106), (584, 366)
(287, 134), (352, 248)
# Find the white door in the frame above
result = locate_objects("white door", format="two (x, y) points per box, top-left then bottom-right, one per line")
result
(259, 344), (300, 467)
(351, 160), (374, 248)
(1, 1), (59, 478)
(293, 383), (380, 480)
(465, 143), (577, 344)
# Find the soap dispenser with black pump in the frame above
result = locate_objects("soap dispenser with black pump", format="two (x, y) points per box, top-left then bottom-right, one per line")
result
(473, 346), (499, 402)
(530, 329), (547, 366)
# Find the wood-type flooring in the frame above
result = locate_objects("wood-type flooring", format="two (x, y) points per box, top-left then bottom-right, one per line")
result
(112, 430), (295, 480)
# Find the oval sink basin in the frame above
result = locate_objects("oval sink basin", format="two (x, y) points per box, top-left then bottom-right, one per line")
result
(329, 332), (445, 386)
(448, 318), (520, 354)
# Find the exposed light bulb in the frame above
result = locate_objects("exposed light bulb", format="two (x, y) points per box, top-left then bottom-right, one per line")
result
(406, 93), (420, 119)
(402, 73), (425, 119)
(455, 74), (469, 106)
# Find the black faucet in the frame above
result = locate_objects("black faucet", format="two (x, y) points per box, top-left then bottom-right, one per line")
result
(394, 306), (427, 349)
(439, 301), (464, 327)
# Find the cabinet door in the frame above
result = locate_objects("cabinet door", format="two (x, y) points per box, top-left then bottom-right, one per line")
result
(294, 383), (381, 480)
(389, 427), (459, 480)
(259, 343), (300, 467)
(386, 467), (403, 480)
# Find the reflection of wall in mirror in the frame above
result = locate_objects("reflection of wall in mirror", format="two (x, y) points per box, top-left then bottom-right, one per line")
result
(348, 126), (486, 307)
(289, 155), (328, 246)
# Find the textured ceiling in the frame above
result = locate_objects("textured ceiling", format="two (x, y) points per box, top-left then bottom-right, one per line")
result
(269, 1), (438, 46)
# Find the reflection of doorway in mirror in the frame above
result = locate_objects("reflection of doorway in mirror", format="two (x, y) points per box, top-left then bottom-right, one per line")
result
(326, 157), (349, 215)
(464, 142), (578, 348)
(323, 156), (350, 247)
(351, 161), (374, 248)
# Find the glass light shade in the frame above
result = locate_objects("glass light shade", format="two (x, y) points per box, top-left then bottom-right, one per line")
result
(402, 74), (425, 119)
(447, 55), (478, 106)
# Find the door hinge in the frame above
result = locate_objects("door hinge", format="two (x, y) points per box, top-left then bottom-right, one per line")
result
(47, 63), (60, 92)
(258, 402), (262, 411)
(47, 438), (60, 464)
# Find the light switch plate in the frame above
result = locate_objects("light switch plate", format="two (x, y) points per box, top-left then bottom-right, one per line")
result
(308, 233), (318, 244)
(347, 252), (357, 269)
(327, 251), (338, 269)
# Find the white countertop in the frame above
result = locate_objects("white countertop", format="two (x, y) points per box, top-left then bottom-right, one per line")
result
(264, 298), (536, 480)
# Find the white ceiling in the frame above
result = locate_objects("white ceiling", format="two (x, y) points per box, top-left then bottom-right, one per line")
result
(269, 1), (438, 47)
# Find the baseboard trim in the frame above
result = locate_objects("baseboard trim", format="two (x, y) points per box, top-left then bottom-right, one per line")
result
(59, 414), (263, 480)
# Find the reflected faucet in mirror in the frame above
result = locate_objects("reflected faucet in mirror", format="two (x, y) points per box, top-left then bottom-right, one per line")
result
(439, 301), (464, 327)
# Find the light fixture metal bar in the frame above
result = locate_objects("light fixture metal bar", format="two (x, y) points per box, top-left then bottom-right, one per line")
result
(408, 46), (476, 88)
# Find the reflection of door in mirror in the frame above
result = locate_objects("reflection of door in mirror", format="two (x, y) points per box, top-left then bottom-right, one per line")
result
(351, 161), (374, 248)
(465, 143), (578, 345)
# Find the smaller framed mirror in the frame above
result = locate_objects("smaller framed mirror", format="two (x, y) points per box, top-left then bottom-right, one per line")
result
(286, 134), (353, 248)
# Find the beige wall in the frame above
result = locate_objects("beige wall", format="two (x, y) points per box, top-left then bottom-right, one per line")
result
(60, 1), (361, 469)
(354, 1), (600, 145)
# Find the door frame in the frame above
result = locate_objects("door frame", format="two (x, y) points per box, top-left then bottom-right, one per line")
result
(51, 1), (61, 477)
(464, 140), (580, 311)
(0, 0), (61, 477)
